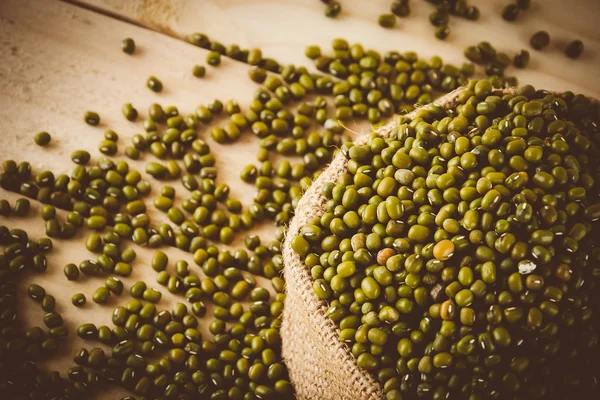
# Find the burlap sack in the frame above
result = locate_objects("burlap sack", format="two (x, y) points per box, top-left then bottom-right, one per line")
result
(281, 87), (482, 400)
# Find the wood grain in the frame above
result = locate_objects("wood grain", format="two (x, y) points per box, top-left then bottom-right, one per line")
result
(74, 0), (600, 97)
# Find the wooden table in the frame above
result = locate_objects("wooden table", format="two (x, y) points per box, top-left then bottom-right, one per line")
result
(0, 0), (598, 398)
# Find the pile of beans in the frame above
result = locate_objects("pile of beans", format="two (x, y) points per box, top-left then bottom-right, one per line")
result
(293, 80), (600, 399)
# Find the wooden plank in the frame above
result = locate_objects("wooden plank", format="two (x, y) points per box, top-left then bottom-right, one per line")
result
(0, 0), (278, 397)
(74, 0), (600, 97)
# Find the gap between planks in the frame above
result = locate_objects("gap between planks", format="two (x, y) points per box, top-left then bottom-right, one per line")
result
(60, 0), (256, 70)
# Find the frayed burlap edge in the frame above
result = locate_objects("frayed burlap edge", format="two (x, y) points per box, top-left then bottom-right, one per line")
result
(281, 87), (515, 400)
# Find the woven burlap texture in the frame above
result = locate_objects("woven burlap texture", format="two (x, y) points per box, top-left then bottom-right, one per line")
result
(281, 87), (480, 400)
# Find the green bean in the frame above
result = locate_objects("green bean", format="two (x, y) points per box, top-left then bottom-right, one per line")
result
(435, 25), (450, 40)
(92, 287), (110, 304)
(72, 293), (86, 307)
(378, 14), (396, 28)
(192, 65), (206, 78)
(121, 37), (135, 54)
(34, 131), (51, 146)
(71, 150), (91, 165)
(146, 76), (163, 92)
(391, 0), (410, 17)
(84, 111), (100, 126)
(64, 263), (80, 280)
(513, 49), (530, 68)
(324, 1), (341, 18)
(501, 4), (520, 21)
(207, 51), (221, 66)
(530, 31), (550, 50)
(121, 103), (138, 121)
(565, 40), (584, 59)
